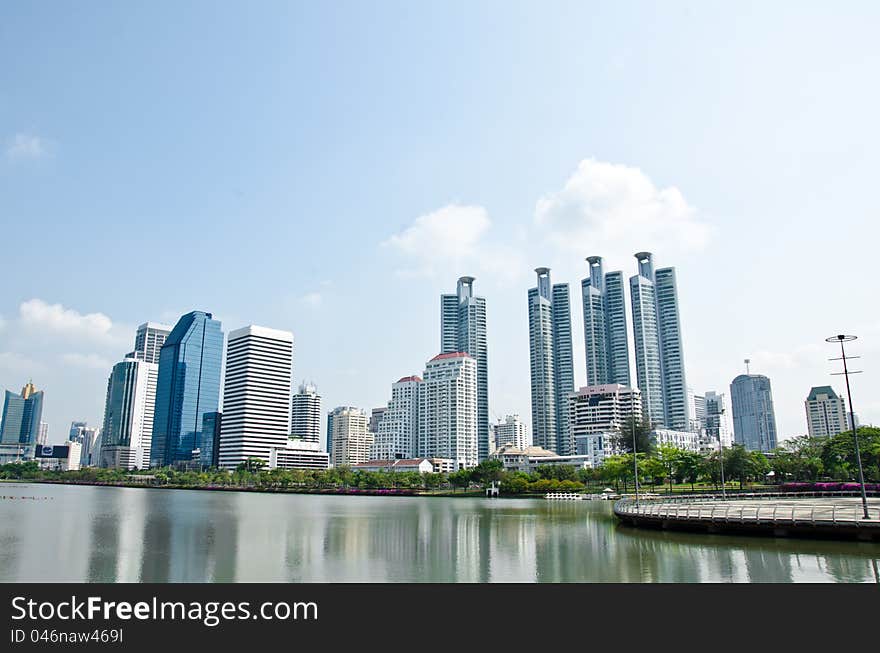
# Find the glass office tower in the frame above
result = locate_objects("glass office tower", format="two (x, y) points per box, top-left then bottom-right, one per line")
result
(730, 373), (778, 452)
(150, 311), (223, 467)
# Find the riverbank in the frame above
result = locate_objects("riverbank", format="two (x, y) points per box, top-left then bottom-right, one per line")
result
(0, 477), (515, 499)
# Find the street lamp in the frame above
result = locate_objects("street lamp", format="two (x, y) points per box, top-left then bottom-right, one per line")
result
(718, 408), (727, 499)
(826, 334), (870, 520)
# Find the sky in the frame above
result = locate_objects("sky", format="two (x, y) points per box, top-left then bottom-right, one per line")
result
(2, 1), (879, 447)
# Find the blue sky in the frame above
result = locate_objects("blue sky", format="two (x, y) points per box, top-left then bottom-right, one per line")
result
(2, 1), (879, 445)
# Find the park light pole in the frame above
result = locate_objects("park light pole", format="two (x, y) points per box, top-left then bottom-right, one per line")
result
(826, 334), (870, 520)
(718, 408), (727, 499)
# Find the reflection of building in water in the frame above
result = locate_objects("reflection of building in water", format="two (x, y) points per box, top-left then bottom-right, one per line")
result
(487, 507), (537, 582)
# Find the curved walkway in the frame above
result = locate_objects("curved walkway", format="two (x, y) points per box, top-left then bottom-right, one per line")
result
(613, 495), (880, 541)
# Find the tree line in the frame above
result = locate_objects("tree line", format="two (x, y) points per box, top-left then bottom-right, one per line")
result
(1, 426), (877, 495)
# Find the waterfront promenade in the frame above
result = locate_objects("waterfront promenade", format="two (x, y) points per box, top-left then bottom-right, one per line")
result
(614, 495), (880, 541)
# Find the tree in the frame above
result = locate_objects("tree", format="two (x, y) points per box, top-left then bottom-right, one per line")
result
(724, 444), (751, 489)
(448, 469), (472, 492)
(471, 459), (504, 486)
(613, 417), (655, 457)
(677, 451), (703, 491)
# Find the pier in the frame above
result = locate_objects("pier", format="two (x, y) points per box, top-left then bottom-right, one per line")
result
(613, 495), (880, 541)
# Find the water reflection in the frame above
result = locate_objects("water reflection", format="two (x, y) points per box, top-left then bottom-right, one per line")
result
(0, 484), (877, 583)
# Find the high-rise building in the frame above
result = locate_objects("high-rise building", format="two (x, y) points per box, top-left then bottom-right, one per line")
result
(0, 381), (44, 461)
(151, 311), (223, 467)
(704, 391), (733, 448)
(217, 326), (294, 471)
(582, 256), (631, 387)
(629, 252), (688, 430)
(372, 376), (422, 460)
(730, 373), (778, 452)
(328, 406), (372, 467)
(68, 421), (87, 443)
(369, 407), (386, 434)
(126, 322), (173, 365)
(441, 276), (489, 461)
(418, 352), (477, 470)
(687, 387), (706, 433)
(569, 383), (643, 467)
(492, 414), (529, 450)
(290, 382), (322, 444)
(528, 268), (575, 455)
(805, 386), (852, 438)
(99, 358), (159, 469)
(37, 422), (49, 446)
(201, 412), (222, 468)
(79, 427), (100, 467)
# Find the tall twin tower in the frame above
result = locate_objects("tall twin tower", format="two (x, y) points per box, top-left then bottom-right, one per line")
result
(529, 252), (688, 456)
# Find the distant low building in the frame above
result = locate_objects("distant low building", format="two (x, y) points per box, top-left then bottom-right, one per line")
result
(490, 443), (556, 473)
(352, 458), (435, 474)
(34, 442), (81, 471)
(269, 439), (330, 471)
(651, 429), (700, 452)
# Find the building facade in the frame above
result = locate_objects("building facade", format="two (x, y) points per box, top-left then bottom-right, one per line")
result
(269, 439), (330, 471)
(290, 382), (322, 443)
(418, 352), (477, 470)
(492, 414), (529, 450)
(372, 375), (422, 460)
(730, 373), (778, 452)
(99, 358), (159, 469)
(528, 268), (575, 455)
(805, 386), (852, 438)
(151, 311), (223, 467)
(218, 326), (294, 470)
(0, 381), (45, 461)
(704, 391), (733, 448)
(582, 256), (631, 387)
(441, 276), (489, 461)
(127, 322), (173, 364)
(629, 252), (689, 430)
(328, 406), (372, 467)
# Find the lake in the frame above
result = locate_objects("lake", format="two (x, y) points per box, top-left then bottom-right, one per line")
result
(1, 483), (877, 582)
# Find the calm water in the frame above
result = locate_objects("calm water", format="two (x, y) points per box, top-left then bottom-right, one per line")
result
(1, 483), (878, 583)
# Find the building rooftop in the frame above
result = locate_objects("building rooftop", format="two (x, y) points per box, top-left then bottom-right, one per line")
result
(429, 352), (472, 362)
(807, 386), (839, 401)
(397, 375), (423, 383)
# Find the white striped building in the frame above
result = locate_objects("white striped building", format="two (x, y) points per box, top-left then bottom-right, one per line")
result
(218, 325), (294, 470)
(418, 352), (477, 470)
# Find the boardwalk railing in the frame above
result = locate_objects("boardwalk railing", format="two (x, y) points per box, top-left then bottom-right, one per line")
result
(614, 497), (880, 528)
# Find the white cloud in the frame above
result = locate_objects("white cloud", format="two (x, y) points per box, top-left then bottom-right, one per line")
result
(383, 204), (526, 280)
(19, 299), (129, 348)
(534, 158), (710, 266)
(385, 203), (490, 258)
(60, 353), (112, 370)
(0, 352), (40, 374)
(6, 133), (48, 160)
(301, 292), (323, 307)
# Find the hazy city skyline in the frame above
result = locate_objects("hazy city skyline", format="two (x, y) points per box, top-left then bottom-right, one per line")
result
(2, 3), (879, 443)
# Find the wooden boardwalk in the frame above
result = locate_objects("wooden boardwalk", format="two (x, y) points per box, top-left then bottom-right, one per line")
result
(613, 495), (880, 541)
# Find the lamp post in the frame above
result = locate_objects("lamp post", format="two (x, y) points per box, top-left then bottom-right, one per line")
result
(718, 408), (727, 499)
(826, 334), (870, 520)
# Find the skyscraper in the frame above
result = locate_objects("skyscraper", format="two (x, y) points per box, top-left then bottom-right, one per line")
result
(805, 386), (852, 438)
(37, 422), (49, 446)
(441, 276), (489, 461)
(492, 414), (529, 450)
(68, 421), (88, 443)
(704, 391), (733, 448)
(528, 268), (575, 455)
(218, 325), (294, 470)
(99, 358), (159, 469)
(582, 256), (631, 387)
(328, 406), (372, 467)
(418, 352), (477, 470)
(151, 311), (223, 467)
(291, 382), (322, 443)
(127, 322), (173, 364)
(730, 373), (778, 452)
(372, 375), (422, 460)
(0, 381), (44, 461)
(629, 252), (688, 430)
